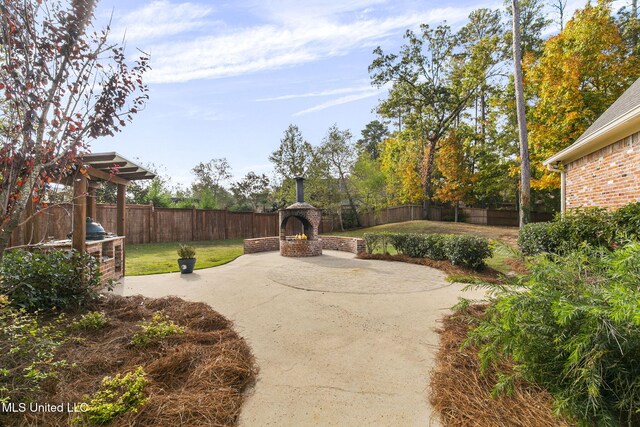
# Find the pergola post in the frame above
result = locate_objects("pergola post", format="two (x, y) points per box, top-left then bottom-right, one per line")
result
(117, 183), (126, 237)
(72, 174), (87, 253)
(87, 185), (97, 219)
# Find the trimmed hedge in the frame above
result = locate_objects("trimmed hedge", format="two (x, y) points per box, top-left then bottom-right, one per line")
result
(363, 232), (492, 271)
(518, 202), (640, 256)
(444, 235), (493, 270)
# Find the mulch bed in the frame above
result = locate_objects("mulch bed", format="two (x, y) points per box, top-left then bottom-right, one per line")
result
(357, 253), (505, 283)
(4, 295), (257, 427)
(429, 305), (573, 427)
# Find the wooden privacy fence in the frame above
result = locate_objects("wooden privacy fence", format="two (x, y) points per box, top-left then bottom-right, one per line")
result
(9, 203), (553, 247)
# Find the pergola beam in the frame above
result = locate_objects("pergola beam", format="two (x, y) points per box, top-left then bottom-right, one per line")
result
(85, 166), (130, 186)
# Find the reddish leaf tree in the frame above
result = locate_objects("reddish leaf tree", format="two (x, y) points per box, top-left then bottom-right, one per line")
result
(0, 0), (150, 258)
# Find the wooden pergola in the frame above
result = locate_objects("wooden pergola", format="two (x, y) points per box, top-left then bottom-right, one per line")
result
(70, 152), (155, 253)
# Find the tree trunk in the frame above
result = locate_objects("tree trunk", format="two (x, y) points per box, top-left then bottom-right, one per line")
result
(422, 139), (438, 220)
(0, 171), (39, 261)
(512, 0), (531, 228)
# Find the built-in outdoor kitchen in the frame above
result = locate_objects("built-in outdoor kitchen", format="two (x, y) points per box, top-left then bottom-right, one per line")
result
(14, 152), (155, 283)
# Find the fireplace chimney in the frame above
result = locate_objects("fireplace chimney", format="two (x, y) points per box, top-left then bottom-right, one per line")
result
(295, 177), (304, 203)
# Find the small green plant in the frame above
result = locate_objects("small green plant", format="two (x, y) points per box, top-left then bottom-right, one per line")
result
(177, 244), (196, 259)
(444, 235), (493, 271)
(0, 296), (69, 403)
(363, 232), (382, 254)
(0, 249), (104, 311)
(131, 312), (184, 347)
(70, 311), (109, 331)
(517, 221), (567, 256)
(75, 367), (148, 425)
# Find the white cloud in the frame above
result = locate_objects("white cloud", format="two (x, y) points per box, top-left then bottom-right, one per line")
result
(256, 85), (373, 101)
(292, 89), (382, 116)
(112, 0), (214, 42)
(145, 6), (475, 84)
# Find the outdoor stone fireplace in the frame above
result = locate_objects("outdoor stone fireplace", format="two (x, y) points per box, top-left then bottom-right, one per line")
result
(279, 177), (322, 257)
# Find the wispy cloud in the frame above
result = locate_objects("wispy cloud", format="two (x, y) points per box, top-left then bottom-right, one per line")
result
(256, 85), (374, 101)
(112, 0), (214, 42)
(142, 5), (476, 84)
(292, 89), (382, 116)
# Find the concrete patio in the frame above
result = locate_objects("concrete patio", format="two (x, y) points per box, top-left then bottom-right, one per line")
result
(116, 250), (485, 426)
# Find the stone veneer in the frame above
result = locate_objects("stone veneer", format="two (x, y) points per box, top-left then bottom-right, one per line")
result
(566, 131), (640, 209)
(243, 235), (366, 256)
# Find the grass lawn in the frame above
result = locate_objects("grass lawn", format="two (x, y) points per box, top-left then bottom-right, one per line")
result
(126, 240), (243, 276)
(325, 220), (520, 275)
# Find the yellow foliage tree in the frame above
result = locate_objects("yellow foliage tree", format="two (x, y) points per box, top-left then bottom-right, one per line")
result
(434, 131), (477, 206)
(379, 135), (424, 205)
(526, 1), (640, 190)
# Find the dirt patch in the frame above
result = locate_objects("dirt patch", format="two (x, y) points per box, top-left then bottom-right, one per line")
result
(5, 295), (257, 427)
(357, 253), (505, 283)
(429, 305), (573, 427)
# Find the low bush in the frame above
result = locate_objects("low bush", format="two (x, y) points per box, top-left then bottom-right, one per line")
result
(517, 205), (633, 256)
(469, 243), (640, 425)
(613, 201), (640, 241)
(75, 367), (148, 425)
(517, 221), (567, 256)
(70, 311), (110, 331)
(387, 233), (409, 255)
(422, 234), (448, 260)
(363, 232), (382, 254)
(131, 312), (184, 347)
(0, 296), (69, 403)
(0, 249), (105, 311)
(444, 235), (493, 271)
(362, 232), (491, 270)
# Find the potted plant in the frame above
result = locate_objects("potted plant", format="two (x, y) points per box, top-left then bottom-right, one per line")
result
(177, 244), (196, 274)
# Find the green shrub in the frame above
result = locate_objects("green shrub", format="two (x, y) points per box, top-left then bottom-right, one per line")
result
(517, 221), (567, 256)
(0, 249), (105, 311)
(387, 233), (409, 255)
(0, 296), (69, 403)
(561, 207), (615, 249)
(402, 234), (427, 258)
(70, 311), (109, 331)
(444, 235), (492, 271)
(469, 243), (640, 425)
(363, 232), (382, 254)
(131, 312), (184, 347)
(613, 201), (640, 241)
(422, 234), (448, 260)
(75, 367), (148, 425)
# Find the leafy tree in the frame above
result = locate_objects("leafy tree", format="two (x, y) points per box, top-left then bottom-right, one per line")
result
(378, 134), (424, 206)
(191, 158), (232, 209)
(617, 0), (640, 56)
(370, 17), (501, 217)
(0, 0), (149, 257)
(527, 1), (640, 190)
(350, 153), (387, 211)
(317, 125), (360, 226)
(356, 120), (388, 160)
(434, 130), (476, 209)
(269, 124), (314, 206)
(230, 172), (270, 211)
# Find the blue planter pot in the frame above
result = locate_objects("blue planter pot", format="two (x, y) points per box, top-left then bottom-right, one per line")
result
(177, 258), (196, 274)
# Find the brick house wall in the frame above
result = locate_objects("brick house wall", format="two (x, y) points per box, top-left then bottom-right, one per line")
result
(565, 131), (640, 209)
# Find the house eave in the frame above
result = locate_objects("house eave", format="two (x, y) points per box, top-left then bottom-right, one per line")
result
(544, 105), (640, 168)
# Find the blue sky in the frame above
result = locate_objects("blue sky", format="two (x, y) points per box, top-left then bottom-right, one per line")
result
(89, 0), (608, 188)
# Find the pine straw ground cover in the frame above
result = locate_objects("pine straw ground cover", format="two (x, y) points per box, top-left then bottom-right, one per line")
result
(429, 304), (573, 427)
(2, 295), (256, 427)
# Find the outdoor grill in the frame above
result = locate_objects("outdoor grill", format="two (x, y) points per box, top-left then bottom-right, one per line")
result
(85, 217), (107, 240)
